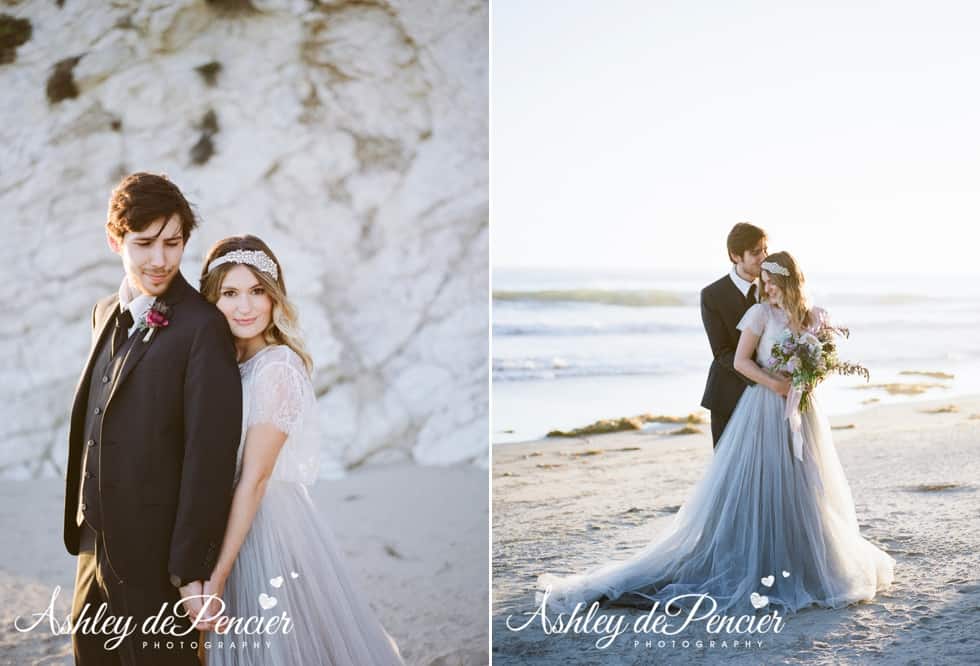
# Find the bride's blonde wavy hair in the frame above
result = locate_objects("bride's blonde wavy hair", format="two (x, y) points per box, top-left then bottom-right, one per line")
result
(760, 251), (811, 332)
(200, 235), (314, 375)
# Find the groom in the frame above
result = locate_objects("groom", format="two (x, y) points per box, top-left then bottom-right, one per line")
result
(699, 222), (767, 448)
(63, 173), (242, 665)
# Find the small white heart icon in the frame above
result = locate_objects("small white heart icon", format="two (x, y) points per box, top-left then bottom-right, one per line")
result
(760, 575), (774, 587)
(750, 592), (769, 609)
(270, 576), (284, 588)
(782, 570), (790, 578)
(259, 593), (278, 610)
(290, 571), (299, 579)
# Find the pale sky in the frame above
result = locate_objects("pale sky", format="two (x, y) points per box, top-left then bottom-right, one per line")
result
(492, 1), (980, 275)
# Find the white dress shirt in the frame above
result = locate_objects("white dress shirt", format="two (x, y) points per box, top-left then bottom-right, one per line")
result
(118, 277), (156, 336)
(729, 266), (759, 302)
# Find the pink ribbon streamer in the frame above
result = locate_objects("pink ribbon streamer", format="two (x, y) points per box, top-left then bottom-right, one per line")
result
(784, 385), (805, 461)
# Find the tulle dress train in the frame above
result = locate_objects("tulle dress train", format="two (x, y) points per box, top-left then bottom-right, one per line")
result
(538, 304), (895, 616)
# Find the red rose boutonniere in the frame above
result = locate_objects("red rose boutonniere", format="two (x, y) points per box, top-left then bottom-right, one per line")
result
(138, 301), (172, 342)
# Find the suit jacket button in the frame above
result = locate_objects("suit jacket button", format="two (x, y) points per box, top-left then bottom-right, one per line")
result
(80, 503), (87, 510)
(84, 472), (94, 479)
(87, 440), (95, 447)
(94, 407), (101, 415)
(102, 376), (109, 384)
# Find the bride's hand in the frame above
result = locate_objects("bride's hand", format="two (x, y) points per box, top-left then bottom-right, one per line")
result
(196, 575), (227, 631)
(770, 375), (792, 397)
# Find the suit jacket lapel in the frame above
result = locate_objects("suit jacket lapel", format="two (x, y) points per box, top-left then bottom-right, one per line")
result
(106, 272), (193, 407)
(70, 298), (120, 419)
(106, 325), (156, 406)
(724, 275), (749, 310)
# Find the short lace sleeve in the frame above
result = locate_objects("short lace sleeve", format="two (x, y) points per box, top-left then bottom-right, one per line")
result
(247, 359), (310, 436)
(737, 303), (768, 336)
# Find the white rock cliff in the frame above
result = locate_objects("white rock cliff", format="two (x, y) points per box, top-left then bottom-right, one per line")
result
(0, 0), (488, 478)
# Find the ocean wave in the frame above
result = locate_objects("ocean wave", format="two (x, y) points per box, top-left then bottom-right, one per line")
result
(493, 287), (951, 309)
(493, 321), (699, 336)
(492, 357), (694, 381)
(493, 346), (980, 382)
(492, 288), (691, 307)
(493, 316), (980, 338)
(824, 293), (939, 305)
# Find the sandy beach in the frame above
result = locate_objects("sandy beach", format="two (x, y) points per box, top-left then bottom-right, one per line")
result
(492, 396), (980, 664)
(0, 464), (488, 666)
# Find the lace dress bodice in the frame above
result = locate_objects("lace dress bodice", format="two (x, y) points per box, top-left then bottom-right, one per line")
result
(737, 302), (829, 367)
(237, 345), (319, 485)
(211, 345), (406, 666)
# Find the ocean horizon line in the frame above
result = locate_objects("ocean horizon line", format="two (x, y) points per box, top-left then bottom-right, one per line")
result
(493, 265), (980, 279)
(492, 287), (944, 307)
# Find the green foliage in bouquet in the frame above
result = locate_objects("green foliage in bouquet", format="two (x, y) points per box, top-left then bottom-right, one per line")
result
(768, 323), (870, 412)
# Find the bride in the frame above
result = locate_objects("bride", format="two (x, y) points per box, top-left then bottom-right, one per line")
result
(195, 235), (405, 665)
(538, 251), (895, 616)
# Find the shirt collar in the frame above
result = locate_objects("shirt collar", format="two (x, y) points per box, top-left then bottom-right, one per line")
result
(118, 276), (156, 325)
(729, 266), (758, 299)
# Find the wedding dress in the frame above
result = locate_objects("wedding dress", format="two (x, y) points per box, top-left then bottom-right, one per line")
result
(206, 345), (404, 665)
(538, 303), (895, 616)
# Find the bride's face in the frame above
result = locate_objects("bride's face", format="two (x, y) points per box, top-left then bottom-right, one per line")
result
(215, 264), (274, 342)
(762, 271), (783, 305)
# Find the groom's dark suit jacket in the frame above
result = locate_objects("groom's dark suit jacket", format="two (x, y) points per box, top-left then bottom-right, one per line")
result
(63, 272), (242, 586)
(700, 274), (756, 423)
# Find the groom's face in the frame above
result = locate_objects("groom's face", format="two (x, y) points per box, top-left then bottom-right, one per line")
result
(108, 214), (185, 297)
(735, 239), (768, 279)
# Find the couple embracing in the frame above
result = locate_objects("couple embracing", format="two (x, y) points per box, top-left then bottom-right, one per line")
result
(538, 222), (895, 617)
(63, 173), (405, 665)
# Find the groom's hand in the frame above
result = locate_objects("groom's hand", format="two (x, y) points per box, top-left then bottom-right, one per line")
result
(178, 580), (205, 620)
(195, 577), (227, 631)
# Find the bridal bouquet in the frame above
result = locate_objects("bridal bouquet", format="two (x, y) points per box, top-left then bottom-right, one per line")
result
(767, 324), (869, 412)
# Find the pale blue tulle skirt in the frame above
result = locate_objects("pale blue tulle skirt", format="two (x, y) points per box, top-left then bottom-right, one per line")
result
(538, 384), (895, 616)
(205, 481), (404, 666)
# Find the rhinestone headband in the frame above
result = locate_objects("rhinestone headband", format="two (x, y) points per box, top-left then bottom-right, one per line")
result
(207, 249), (279, 280)
(761, 261), (790, 277)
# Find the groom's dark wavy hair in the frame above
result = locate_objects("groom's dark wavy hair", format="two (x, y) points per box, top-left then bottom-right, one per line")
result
(726, 222), (767, 263)
(106, 172), (198, 242)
